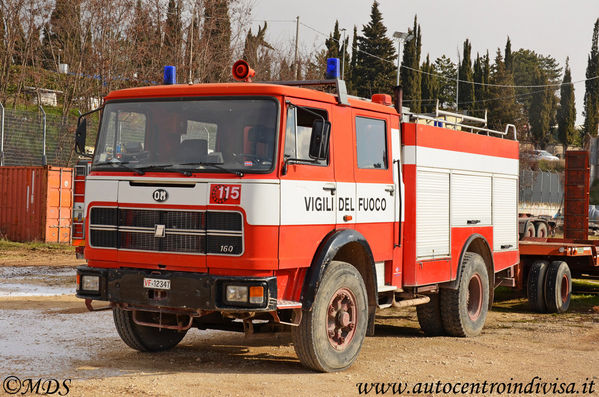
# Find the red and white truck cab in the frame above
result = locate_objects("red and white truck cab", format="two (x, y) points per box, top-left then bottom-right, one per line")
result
(75, 61), (519, 372)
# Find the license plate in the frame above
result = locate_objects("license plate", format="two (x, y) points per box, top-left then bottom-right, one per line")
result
(143, 278), (171, 290)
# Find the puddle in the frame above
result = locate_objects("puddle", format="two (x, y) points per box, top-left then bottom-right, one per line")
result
(0, 266), (76, 297)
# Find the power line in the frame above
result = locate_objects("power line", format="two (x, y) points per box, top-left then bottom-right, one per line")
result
(298, 20), (599, 89)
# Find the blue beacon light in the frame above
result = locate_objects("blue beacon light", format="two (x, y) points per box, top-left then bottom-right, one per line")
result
(163, 66), (176, 85)
(326, 58), (340, 79)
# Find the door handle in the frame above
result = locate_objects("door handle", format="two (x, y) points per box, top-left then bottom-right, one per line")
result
(385, 185), (395, 196)
(322, 184), (336, 195)
(467, 219), (481, 225)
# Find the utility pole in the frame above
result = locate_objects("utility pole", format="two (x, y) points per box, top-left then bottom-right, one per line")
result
(188, 8), (195, 83)
(294, 16), (300, 79)
(341, 28), (346, 79)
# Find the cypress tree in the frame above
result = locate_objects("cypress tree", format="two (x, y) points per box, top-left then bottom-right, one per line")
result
(420, 54), (437, 113)
(473, 53), (485, 113)
(242, 23), (272, 80)
(131, 0), (156, 78)
(325, 21), (341, 59)
(201, 0), (231, 82)
(504, 36), (513, 72)
(487, 50), (520, 133)
(529, 67), (553, 148)
(458, 39), (475, 112)
(400, 15), (421, 112)
(557, 58), (576, 150)
(584, 18), (599, 136)
(164, 0), (182, 66)
(348, 25), (359, 94)
(353, 1), (396, 98)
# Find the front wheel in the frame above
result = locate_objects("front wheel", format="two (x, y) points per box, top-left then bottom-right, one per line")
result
(113, 307), (187, 352)
(292, 261), (368, 372)
(440, 252), (489, 337)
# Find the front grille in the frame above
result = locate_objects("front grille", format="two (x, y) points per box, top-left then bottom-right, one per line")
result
(89, 207), (242, 255)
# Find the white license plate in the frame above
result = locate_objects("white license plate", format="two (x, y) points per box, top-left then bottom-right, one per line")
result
(143, 278), (171, 290)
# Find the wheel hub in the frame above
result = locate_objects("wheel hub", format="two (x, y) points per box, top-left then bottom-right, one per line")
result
(467, 274), (483, 321)
(327, 288), (357, 350)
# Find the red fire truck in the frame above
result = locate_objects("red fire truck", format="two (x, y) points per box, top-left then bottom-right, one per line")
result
(73, 60), (571, 372)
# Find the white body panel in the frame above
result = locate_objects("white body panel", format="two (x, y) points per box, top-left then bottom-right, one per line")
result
(451, 173), (492, 227)
(416, 169), (450, 258)
(493, 176), (519, 251)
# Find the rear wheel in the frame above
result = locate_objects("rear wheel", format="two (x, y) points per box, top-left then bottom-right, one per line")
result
(544, 261), (572, 313)
(416, 294), (445, 336)
(292, 261), (368, 372)
(440, 252), (489, 337)
(113, 307), (187, 352)
(535, 222), (548, 238)
(527, 260), (548, 313)
(524, 222), (536, 238)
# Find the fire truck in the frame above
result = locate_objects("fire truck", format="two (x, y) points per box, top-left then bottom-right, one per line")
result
(73, 60), (575, 372)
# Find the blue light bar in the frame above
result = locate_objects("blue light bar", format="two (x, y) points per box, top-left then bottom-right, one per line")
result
(326, 58), (340, 79)
(163, 66), (176, 85)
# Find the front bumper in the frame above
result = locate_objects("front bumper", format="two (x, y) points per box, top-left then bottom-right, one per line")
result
(76, 265), (277, 311)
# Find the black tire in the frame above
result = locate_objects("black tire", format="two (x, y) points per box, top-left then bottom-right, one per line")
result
(292, 261), (368, 372)
(544, 261), (572, 313)
(535, 222), (548, 238)
(113, 307), (187, 352)
(416, 294), (445, 336)
(440, 252), (489, 337)
(527, 260), (548, 313)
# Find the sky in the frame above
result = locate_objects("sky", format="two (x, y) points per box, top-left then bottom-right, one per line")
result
(250, 0), (599, 125)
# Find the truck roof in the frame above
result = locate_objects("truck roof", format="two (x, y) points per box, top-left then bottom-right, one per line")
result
(103, 82), (398, 115)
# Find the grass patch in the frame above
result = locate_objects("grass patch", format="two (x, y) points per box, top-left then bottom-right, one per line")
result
(0, 239), (74, 254)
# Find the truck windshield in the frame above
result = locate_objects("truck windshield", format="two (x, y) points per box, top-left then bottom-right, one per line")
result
(92, 98), (278, 174)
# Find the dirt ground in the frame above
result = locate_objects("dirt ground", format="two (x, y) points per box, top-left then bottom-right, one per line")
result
(1, 247), (598, 396)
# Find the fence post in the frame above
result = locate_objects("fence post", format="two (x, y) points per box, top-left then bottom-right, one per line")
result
(39, 105), (47, 166)
(0, 102), (4, 166)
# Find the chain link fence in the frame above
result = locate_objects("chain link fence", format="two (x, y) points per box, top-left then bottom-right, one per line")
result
(0, 106), (79, 167)
(520, 169), (563, 204)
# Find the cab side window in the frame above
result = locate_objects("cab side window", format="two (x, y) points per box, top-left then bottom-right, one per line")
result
(355, 116), (387, 169)
(284, 106), (329, 164)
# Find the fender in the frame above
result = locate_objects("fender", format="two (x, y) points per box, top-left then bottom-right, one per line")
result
(299, 229), (377, 312)
(442, 233), (494, 290)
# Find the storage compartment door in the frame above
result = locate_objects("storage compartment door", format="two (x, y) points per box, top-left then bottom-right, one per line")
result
(493, 176), (518, 251)
(416, 169), (450, 258)
(451, 173), (492, 226)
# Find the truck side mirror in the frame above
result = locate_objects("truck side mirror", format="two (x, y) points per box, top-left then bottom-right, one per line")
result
(309, 119), (331, 160)
(75, 118), (87, 155)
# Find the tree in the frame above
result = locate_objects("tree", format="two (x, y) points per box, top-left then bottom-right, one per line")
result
(504, 36), (513, 72)
(130, 0), (158, 80)
(433, 55), (456, 109)
(164, 0), (182, 68)
(242, 22), (273, 80)
(420, 54), (437, 113)
(348, 25), (359, 93)
(584, 18), (599, 136)
(458, 39), (475, 112)
(399, 15), (421, 112)
(200, 0), (232, 82)
(353, 1), (396, 98)
(487, 50), (520, 133)
(325, 20), (341, 59)
(473, 52), (490, 114)
(529, 67), (554, 148)
(557, 58), (576, 150)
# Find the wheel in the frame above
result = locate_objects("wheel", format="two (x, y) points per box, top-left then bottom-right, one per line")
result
(535, 222), (548, 238)
(440, 252), (489, 337)
(292, 261), (368, 372)
(544, 261), (572, 313)
(527, 260), (548, 312)
(416, 293), (445, 336)
(113, 307), (187, 352)
(524, 222), (536, 238)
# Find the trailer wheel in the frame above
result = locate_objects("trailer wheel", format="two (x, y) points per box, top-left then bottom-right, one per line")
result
(440, 252), (489, 337)
(113, 307), (187, 352)
(292, 261), (368, 372)
(524, 222), (536, 238)
(416, 294), (445, 336)
(535, 222), (548, 238)
(527, 260), (548, 313)
(544, 261), (572, 313)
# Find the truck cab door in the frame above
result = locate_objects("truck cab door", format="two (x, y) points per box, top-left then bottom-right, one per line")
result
(279, 100), (335, 269)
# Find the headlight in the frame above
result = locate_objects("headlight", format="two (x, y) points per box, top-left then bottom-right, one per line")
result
(226, 285), (248, 303)
(81, 275), (100, 292)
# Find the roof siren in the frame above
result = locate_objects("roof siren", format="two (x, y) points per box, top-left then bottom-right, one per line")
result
(232, 60), (255, 82)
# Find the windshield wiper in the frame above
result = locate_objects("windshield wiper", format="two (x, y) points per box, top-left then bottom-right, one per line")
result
(175, 162), (244, 177)
(134, 164), (192, 177)
(93, 160), (145, 175)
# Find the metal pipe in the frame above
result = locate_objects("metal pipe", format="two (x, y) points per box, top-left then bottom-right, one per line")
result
(392, 295), (430, 308)
(405, 111), (517, 139)
(39, 105), (47, 166)
(0, 102), (4, 166)
(436, 100), (487, 124)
